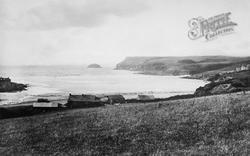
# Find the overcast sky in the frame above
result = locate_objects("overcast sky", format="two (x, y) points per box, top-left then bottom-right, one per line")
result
(0, 0), (250, 66)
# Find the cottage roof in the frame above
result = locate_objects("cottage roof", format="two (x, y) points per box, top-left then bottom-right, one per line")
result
(68, 94), (100, 102)
(137, 94), (155, 100)
(106, 94), (125, 100)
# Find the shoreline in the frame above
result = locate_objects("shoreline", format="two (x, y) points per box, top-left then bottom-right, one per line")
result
(1, 89), (247, 120)
(0, 98), (68, 108)
(0, 68), (207, 106)
(129, 69), (208, 81)
(2, 68), (249, 119)
(0, 90), (195, 107)
(2, 68), (248, 108)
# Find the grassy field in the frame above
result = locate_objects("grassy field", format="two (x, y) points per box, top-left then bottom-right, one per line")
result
(0, 92), (250, 155)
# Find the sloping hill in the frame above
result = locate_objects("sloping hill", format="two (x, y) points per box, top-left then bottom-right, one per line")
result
(116, 56), (250, 76)
(0, 92), (249, 155)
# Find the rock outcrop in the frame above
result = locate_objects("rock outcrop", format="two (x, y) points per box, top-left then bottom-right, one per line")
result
(87, 64), (102, 68)
(194, 77), (249, 96)
(0, 77), (27, 92)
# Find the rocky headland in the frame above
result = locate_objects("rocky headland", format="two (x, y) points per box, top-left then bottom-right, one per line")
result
(116, 56), (250, 96)
(0, 77), (27, 92)
(87, 64), (102, 68)
(194, 70), (250, 96)
(116, 56), (250, 76)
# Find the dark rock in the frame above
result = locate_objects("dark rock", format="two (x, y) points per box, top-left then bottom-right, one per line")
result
(0, 77), (27, 92)
(87, 64), (102, 68)
(210, 84), (237, 94)
(37, 98), (50, 103)
(194, 78), (247, 96)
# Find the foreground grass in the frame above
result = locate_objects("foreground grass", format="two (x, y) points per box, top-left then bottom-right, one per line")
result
(0, 92), (250, 155)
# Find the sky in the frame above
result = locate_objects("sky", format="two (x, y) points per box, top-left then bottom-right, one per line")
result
(0, 0), (250, 66)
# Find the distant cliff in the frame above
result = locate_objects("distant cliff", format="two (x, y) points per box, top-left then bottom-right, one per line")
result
(116, 56), (250, 76)
(116, 56), (250, 96)
(0, 77), (27, 92)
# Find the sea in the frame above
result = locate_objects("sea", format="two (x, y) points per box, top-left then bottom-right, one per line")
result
(0, 66), (207, 105)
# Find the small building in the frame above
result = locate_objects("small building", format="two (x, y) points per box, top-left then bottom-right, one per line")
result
(241, 65), (248, 71)
(106, 95), (126, 104)
(137, 95), (155, 101)
(100, 97), (108, 102)
(247, 64), (250, 70)
(236, 65), (250, 72)
(66, 94), (104, 108)
(33, 102), (58, 108)
(96, 94), (109, 102)
(37, 98), (50, 103)
(0, 77), (11, 82)
(236, 67), (241, 72)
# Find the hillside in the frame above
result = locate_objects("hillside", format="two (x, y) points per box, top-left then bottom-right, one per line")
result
(0, 92), (249, 155)
(194, 70), (250, 96)
(116, 56), (250, 76)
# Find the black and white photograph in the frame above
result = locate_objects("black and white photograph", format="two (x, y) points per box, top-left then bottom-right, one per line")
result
(0, 0), (250, 155)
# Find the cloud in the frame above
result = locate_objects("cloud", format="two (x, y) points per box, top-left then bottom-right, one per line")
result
(0, 0), (148, 30)
(0, 0), (7, 25)
(237, 41), (250, 49)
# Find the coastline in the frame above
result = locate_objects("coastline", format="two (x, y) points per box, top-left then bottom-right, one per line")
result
(2, 68), (249, 119)
(2, 67), (248, 106)
(131, 70), (208, 81)
(117, 68), (250, 97)
(1, 69), (249, 155)
(1, 88), (246, 120)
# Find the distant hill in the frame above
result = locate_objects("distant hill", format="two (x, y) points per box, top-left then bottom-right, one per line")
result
(87, 64), (102, 68)
(116, 56), (250, 76)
